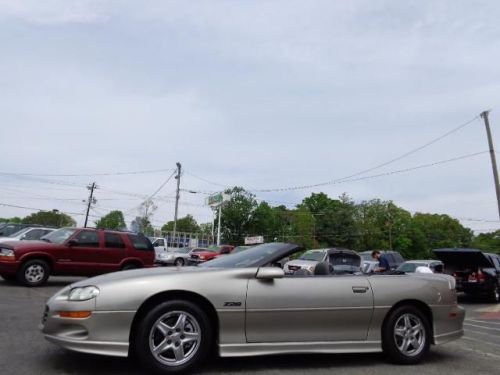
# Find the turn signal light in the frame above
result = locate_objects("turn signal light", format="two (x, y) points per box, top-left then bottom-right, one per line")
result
(59, 311), (92, 319)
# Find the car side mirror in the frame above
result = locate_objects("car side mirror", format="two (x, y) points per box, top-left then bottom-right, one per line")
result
(67, 239), (78, 246)
(256, 267), (285, 280)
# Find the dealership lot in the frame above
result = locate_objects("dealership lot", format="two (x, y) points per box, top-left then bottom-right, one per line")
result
(0, 277), (499, 375)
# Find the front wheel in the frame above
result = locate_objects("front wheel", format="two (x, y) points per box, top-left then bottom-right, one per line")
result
(17, 259), (50, 287)
(174, 258), (185, 267)
(382, 305), (431, 364)
(133, 300), (212, 374)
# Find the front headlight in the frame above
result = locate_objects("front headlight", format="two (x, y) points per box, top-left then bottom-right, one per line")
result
(68, 286), (100, 301)
(0, 248), (14, 257)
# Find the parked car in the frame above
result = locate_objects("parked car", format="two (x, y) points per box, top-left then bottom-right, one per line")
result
(284, 248), (360, 275)
(0, 227), (55, 243)
(433, 248), (500, 302)
(156, 247), (192, 267)
(397, 260), (444, 274)
(41, 242), (464, 374)
(0, 223), (41, 237)
(188, 245), (234, 264)
(359, 250), (405, 273)
(0, 227), (155, 286)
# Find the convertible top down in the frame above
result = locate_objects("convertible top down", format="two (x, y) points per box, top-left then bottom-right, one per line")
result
(41, 243), (464, 373)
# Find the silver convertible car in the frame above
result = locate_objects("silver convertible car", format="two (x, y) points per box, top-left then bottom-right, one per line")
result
(41, 243), (464, 374)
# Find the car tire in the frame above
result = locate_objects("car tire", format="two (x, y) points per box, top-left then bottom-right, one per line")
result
(133, 300), (212, 374)
(0, 273), (17, 282)
(382, 305), (431, 364)
(17, 259), (50, 287)
(491, 284), (500, 303)
(174, 258), (185, 267)
(121, 263), (139, 271)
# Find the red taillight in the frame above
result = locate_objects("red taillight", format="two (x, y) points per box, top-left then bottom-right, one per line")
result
(477, 270), (486, 282)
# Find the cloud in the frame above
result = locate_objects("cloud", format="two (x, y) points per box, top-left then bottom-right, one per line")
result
(0, 0), (109, 24)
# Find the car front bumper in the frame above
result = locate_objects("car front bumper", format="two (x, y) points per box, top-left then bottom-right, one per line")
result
(41, 295), (135, 357)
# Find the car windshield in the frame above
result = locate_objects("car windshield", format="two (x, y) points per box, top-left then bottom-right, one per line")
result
(200, 243), (295, 268)
(397, 263), (426, 273)
(360, 253), (374, 261)
(299, 250), (325, 261)
(40, 228), (77, 244)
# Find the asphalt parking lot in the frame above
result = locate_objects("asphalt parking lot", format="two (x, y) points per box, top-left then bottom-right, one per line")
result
(1, 277), (499, 375)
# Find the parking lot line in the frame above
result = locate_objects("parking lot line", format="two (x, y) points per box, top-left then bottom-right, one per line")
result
(464, 328), (500, 341)
(464, 322), (500, 332)
(460, 337), (500, 356)
(465, 319), (500, 326)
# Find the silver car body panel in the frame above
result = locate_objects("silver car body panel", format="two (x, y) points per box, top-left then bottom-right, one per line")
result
(42, 265), (465, 358)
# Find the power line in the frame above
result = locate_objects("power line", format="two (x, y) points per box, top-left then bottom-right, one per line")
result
(184, 115), (480, 193)
(0, 202), (99, 218)
(0, 168), (175, 177)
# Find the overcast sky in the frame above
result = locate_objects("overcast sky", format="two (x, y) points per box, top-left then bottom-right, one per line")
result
(1, 0), (500, 233)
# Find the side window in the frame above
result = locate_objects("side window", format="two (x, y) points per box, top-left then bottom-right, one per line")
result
(73, 230), (100, 247)
(23, 229), (43, 240)
(493, 256), (500, 270)
(127, 234), (154, 251)
(105, 233), (126, 249)
(157, 239), (165, 247)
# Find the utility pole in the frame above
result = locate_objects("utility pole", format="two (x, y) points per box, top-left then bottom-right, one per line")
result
(172, 162), (182, 246)
(84, 182), (97, 228)
(480, 110), (500, 219)
(217, 205), (222, 245)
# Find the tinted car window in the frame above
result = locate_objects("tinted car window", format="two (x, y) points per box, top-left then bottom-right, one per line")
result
(128, 234), (154, 251)
(73, 230), (100, 247)
(105, 233), (126, 249)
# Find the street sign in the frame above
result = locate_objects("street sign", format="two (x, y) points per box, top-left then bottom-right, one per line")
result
(206, 192), (229, 207)
(245, 236), (264, 245)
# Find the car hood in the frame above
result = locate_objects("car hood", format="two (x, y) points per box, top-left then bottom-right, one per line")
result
(190, 251), (217, 257)
(1, 240), (53, 250)
(70, 266), (250, 288)
(433, 248), (493, 268)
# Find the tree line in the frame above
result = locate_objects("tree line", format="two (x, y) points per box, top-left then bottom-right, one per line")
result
(2, 186), (499, 259)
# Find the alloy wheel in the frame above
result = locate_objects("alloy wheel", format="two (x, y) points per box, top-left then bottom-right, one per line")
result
(393, 313), (426, 357)
(149, 310), (201, 366)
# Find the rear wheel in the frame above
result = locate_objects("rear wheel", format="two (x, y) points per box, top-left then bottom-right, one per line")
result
(17, 259), (50, 287)
(133, 300), (212, 374)
(382, 305), (431, 364)
(491, 284), (500, 303)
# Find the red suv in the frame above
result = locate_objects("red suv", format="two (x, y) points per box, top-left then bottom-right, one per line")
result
(0, 227), (155, 287)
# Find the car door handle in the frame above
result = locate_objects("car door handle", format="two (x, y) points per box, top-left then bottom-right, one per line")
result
(352, 286), (369, 293)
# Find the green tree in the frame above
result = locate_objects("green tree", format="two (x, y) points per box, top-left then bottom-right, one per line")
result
(22, 210), (76, 227)
(95, 210), (126, 230)
(218, 187), (258, 245)
(291, 206), (316, 249)
(0, 217), (22, 223)
(300, 192), (357, 248)
(471, 230), (500, 254)
(410, 213), (473, 258)
(355, 200), (414, 257)
(161, 215), (200, 233)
